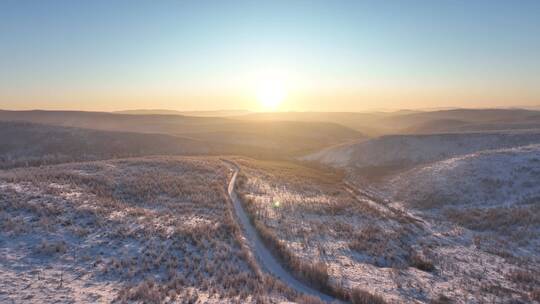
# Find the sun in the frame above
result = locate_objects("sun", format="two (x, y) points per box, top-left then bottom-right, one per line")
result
(256, 81), (286, 111)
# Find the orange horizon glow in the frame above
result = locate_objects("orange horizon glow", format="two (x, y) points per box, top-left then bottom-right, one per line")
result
(2, 83), (539, 113)
(0, 1), (540, 112)
(1, 2), (539, 113)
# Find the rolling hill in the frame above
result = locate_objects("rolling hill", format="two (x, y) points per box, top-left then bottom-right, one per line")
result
(236, 108), (540, 135)
(303, 131), (540, 169)
(386, 144), (540, 209)
(114, 109), (251, 116)
(0, 121), (222, 169)
(0, 110), (363, 156)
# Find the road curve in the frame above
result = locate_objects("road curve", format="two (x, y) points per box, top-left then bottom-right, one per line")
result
(223, 160), (336, 303)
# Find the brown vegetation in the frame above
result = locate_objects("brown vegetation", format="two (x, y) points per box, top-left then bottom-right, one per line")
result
(350, 288), (387, 304)
(233, 158), (392, 302)
(0, 157), (295, 302)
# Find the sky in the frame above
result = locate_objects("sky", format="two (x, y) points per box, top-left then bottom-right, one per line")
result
(1, 0), (539, 112)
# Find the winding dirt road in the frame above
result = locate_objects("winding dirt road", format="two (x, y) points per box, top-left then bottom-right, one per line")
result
(223, 160), (336, 303)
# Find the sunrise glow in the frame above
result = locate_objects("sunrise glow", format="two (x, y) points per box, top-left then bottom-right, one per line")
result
(256, 80), (286, 111)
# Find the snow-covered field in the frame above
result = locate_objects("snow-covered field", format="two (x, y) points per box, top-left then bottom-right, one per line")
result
(386, 144), (540, 208)
(2, 128), (539, 303)
(235, 158), (540, 303)
(378, 144), (540, 257)
(0, 157), (293, 303)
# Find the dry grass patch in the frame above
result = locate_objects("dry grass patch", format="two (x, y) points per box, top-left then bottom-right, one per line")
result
(0, 157), (293, 303)
(350, 288), (387, 304)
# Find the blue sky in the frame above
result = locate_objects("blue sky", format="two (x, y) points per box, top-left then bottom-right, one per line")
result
(1, 0), (539, 111)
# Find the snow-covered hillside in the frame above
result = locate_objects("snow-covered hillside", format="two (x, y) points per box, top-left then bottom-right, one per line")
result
(303, 133), (540, 303)
(236, 157), (540, 303)
(376, 144), (540, 264)
(303, 131), (540, 168)
(0, 157), (292, 303)
(386, 144), (540, 208)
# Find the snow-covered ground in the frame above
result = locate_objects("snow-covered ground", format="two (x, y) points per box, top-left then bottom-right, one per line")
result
(225, 162), (336, 302)
(2, 129), (540, 303)
(303, 131), (540, 168)
(378, 144), (540, 257)
(236, 157), (540, 304)
(386, 144), (540, 208)
(0, 157), (293, 303)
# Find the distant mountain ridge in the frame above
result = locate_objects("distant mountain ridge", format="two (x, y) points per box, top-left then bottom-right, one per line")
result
(236, 108), (540, 135)
(114, 109), (251, 117)
(0, 110), (363, 156)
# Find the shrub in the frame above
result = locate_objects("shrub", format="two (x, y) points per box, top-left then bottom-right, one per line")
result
(408, 252), (435, 272)
(430, 294), (453, 304)
(350, 288), (387, 304)
(125, 279), (164, 304)
(299, 261), (329, 291)
(296, 294), (325, 304)
(531, 288), (540, 302)
(349, 225), (384, 252)
(35, 240), (67, 255)
(508, 269), (538, 284)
